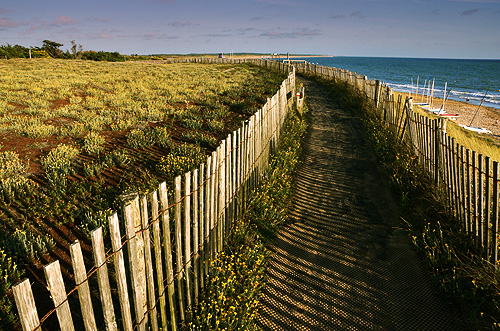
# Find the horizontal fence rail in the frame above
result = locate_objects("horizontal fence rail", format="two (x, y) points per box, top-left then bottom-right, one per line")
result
(12, 60), (296, 331)
(294, 61), (500, 264)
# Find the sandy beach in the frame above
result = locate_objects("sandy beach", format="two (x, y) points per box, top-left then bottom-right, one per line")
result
(394, 91), (500, 138)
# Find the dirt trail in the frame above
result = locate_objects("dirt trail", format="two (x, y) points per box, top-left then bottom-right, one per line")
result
(256, 76), (468, 330)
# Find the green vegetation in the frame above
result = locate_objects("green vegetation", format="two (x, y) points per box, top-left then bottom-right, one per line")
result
(0, 151), (34, 201)
(0, 250), (22, 326)
(189, 106), (308, 330)
(0, 59), (286, 329)
(82, 131), (106, 154)
(320, 77), (500, 329)
(41, 144), (79, 188)
(0, 41), (126, 61)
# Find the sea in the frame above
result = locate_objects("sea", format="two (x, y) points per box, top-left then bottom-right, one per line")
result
(288, 56), (500, 110)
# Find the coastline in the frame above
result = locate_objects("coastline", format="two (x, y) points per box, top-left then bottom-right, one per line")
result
(394, 91), (500, 137)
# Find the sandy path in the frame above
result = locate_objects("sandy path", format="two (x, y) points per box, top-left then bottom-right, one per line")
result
(256, 76), (468, 330)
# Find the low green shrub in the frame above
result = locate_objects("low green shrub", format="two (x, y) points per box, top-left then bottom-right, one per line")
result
(0, 249), (22, 326)
(206, 119), (225, 133)
(83, 161), (104, 177)
(189, 245), (267, 330)
(103, 148), (130, 167)
(4, 229), (55, 260)
(41, 144), (79, 188)
(16, 120), (58, 139)
(156, 144), (206, 179)
(127, 128), (156, 149)
(78, 210), (111, 239)
(82, 131), (106, 154)
(181, 132), (218, 149)
(152, 126), (173, 149)
(0, 151), (36, 200)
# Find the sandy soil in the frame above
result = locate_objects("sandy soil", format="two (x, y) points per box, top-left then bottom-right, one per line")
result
(394, 91), (500, 138)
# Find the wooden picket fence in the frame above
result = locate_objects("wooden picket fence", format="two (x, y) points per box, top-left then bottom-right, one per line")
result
(295, 61), (500, 263)
(12, 61), (296, 331)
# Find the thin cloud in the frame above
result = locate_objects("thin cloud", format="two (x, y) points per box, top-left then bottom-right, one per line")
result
(142, 32), (178, 40)
(260, 27), (321, 38)
(168, 21), (194, 27)
(0, 17), (21, 28)
(461, 8), (480, 15)
(84, 30), (117, 39)
(250, 16), (265, 21)
(87, 17), (111, 23)
(330, 11), (366, 19)
(55, 15), (77, 25)
(204, 33), (232, 37)
(350, 11), (366, 19)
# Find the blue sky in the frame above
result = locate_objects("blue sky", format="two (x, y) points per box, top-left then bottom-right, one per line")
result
(1, 0), (499, 59)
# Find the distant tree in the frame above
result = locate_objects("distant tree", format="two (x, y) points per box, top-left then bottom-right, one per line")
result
(0, 44), (29, 58)
(81, 50), (126, 62)
(42, 40), (64, 58)
(70, 40), (83, 59)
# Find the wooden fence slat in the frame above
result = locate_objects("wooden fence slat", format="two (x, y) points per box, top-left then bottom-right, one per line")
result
(123, 196), (147, 331)
(472, 151), (478, 238)
(205, 156), (212, 277)
(184, 171), (193, 309)
(491, 161), (499, 263)
(199, 163), (205, 290)
(44, 260), (75, 331)
(219, 140), (226, 252)
(192, 169), (200, 303)
(158, 181), (178, 330)
(108, 214), (134, 331)
(478, 154), (484, 249)
(91, 227), (118, 331)
(466, 149), (471, 235)
(70, 240), (97, 331)
(484, 157), (491, 258)
(451, 138), (460, 219)
(174, 176), (186, 321)
(140, 195), (159, 331)
(459, 146), (465, 228)
(210, 151), (217, 258)
(150, 191), (168, 331)
(12, 279), (40, 331)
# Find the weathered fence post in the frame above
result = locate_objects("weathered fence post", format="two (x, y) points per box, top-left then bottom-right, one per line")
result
(140, 195), (159, 331)
(150, 191), (168, 331)
(44, 260), (75, 331)
(70, 240), (97, 331)
(108, 215), (133, 331)
(158, 181), (178, 329)
(184, 171), (193, 309)
(12, 279), (40, 331)
(91, 227), (119, 331)
(122, 194), (148, 331)
(174, 176), (186, 322)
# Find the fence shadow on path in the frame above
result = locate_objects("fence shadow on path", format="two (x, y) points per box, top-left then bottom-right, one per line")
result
(256, 76), (468, 331)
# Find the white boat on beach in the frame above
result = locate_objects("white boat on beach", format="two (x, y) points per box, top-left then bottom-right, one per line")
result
(415, 103), (459, 119)
(459, 124), (492, 134)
